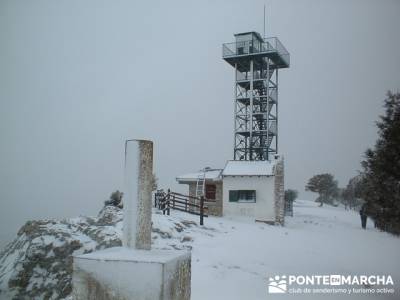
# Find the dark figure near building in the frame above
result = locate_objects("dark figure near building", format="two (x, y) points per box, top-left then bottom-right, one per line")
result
(360, 204), (367, 229)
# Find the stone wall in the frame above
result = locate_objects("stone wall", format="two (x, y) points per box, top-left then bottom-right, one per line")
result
(207, 182), (223, 217)
(188, 181), (223, 217)
(188, 183), (196, 200)
(274, 158), (285, 225)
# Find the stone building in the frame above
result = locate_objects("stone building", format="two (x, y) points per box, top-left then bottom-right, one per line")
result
(176, 157), (285, 224)
(176, 169), (223, 217)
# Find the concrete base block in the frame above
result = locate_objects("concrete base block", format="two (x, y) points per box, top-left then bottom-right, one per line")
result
(73, 247), (191, 300)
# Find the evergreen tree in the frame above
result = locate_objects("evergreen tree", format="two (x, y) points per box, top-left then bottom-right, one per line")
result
(361, 91), (400, 234)
(305, 173), (338, 206)
(284, 189), (298, 217)
(285, 189), (298, 203)
(342, 175), (365, 210)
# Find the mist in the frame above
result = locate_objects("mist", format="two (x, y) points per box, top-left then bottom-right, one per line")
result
(1, 0), (399, 248)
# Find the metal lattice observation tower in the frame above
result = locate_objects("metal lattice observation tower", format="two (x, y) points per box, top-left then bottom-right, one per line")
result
(222, 32), (290, 161)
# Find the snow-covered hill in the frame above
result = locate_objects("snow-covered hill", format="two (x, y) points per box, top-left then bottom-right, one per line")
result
(191, 200), (400, 300)
(0, 200), (399, 299)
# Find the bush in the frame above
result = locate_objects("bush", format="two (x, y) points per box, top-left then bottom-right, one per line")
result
(104, 190), (123, 208)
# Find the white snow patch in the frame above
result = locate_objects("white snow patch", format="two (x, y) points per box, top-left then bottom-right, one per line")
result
(222, 160), (275, 176)
(159, 200), (400, 300)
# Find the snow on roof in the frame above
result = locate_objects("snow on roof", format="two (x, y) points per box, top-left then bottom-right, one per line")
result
(176, 169), (222, 183)
(222, 160), (275, 176)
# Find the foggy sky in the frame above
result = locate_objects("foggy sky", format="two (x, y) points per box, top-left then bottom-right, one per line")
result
(1, 0), (400, 247)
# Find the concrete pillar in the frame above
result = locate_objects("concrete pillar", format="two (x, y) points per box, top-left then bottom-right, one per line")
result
(123, 139), (153, 250)
(73, 139), (191, 300)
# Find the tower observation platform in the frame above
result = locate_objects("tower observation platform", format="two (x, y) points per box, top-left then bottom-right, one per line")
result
(222, 31), (290, 161)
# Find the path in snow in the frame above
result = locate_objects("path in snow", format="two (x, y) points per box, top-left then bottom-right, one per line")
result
(171, 199), (400, 300)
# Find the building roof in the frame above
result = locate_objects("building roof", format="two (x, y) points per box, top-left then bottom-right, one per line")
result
(234, 31), (264, 42)
(222, 160), (275, 176)
(176, 169), (222, 183)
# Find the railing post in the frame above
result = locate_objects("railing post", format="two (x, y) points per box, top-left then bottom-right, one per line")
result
(162, 195), (166, 215)
(164, 189), (170, 215)
(200, 196), (204, 225)
(167, 194), (170, 216)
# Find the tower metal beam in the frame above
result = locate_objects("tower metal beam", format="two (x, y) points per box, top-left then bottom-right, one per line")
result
(223, 32), (289, 161)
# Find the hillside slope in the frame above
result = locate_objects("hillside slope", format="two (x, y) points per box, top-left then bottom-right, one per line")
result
(191, 200), (400, 299)
(0, 200), (399, 299)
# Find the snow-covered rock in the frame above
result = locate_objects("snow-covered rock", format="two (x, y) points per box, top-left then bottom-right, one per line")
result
(1, 201), (400, 300)
(0, 206), (197, 300)
(0, 206), (122, 299)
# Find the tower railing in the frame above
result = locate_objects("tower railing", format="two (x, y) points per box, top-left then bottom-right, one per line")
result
(236, 69), (274, 81)
(222, 37), (290, 67)
(235, 84), (277, 99)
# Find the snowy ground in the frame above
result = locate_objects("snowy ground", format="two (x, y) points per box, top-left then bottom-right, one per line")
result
(2, 199), (398, 299)
(158, 199), (400, 300)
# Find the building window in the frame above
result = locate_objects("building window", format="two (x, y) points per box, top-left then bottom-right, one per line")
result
(229, 190), (256, 203)
(205, 184), (216, 201)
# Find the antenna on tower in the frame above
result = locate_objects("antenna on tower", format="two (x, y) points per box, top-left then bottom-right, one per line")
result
(263, 4), (266, 38)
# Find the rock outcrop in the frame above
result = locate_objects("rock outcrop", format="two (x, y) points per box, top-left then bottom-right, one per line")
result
(0, 206), (195, 300)
(0, 206), (122, 300)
